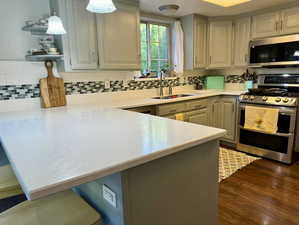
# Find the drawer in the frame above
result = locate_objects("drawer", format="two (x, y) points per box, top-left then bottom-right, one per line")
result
(186, 108), (208, 117)
(156, 102), (187, 116)
(186, 99), (209, 111)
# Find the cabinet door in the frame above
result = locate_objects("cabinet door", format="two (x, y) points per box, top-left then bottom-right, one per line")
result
(210, 99), (223, 128)
(222, 97), (237, 142)
(188, 109), (209, 126)
(66, 0), (98, 70)
(208, 21), (232, 68)
(194, 17), (207, 68)
(281, 7), (299, 35)
(233, 17), (251, 67)
(96, 3), (141, 70)
(252, 12), (280, 38)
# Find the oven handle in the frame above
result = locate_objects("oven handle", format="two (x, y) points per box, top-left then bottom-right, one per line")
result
(239, 104), (297, 115)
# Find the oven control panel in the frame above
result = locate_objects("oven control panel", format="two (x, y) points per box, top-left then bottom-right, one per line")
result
(239, 95), (298, 107)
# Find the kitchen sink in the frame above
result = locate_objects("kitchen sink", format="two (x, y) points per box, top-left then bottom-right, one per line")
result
(152, 94), (194, 100)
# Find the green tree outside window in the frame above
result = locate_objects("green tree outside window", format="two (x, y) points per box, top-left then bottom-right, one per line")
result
(140, 22), (170, 75)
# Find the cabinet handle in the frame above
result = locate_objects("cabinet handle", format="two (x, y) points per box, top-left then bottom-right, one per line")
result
(275, 22), (278, 31)
(91, 51), (97, 63)
(210, 56), (212, 64)
(280, 20), (283, 31)
(244, 54), (247, 64)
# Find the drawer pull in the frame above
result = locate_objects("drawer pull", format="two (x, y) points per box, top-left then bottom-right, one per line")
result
(169, 109), (177, 113)
(194, 105), (203, 109)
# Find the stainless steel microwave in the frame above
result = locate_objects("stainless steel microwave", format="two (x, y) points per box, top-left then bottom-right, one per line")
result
(249, 34), (299, 68)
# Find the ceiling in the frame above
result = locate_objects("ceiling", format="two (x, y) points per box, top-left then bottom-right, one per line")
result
(140, 0), (297, 17)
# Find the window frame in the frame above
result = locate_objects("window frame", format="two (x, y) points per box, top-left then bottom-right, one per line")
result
(140, 21), (172, 74)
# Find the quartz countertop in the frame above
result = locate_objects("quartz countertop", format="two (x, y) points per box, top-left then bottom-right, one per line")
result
(0, 105), (226, 200)
(70, 90), (244, 109)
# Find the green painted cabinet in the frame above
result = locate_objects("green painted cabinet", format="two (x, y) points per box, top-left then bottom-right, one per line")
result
(210, 98), (223, 129)
(187, 108), (210, 126)
(221, 97), (237, 142)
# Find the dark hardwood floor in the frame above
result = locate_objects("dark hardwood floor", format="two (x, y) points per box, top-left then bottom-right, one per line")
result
(219, 159), (299, 225)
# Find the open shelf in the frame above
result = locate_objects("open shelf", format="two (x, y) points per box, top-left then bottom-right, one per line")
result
(22, 25), (48, 35)
(25, 55), (64, 62)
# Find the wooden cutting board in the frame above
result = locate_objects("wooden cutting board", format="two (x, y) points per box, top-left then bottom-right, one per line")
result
(40, 60), (67, 108)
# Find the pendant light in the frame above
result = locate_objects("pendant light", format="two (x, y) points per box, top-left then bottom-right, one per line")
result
(47, 12), (66, 35)
(86, 0), (116, 13)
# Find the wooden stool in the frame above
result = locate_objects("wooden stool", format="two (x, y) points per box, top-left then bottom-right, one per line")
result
(0, 190), (102, 225)
(0, 165), (23, 200)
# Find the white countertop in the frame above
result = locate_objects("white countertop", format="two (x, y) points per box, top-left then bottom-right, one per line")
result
(69, 90), (244, 109)
(0, 105), (226, 200)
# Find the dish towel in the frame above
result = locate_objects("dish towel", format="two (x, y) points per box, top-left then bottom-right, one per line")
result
(175, 113), (185, 121)
(244, 106), (279, 134)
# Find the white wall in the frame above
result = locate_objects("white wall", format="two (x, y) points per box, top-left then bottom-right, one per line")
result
(0, 0), (50, 61)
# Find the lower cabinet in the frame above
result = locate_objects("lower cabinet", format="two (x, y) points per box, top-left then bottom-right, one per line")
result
(221, 97), (237, 142)
(210, 98), (223, 128)
(187, 108), (210, 126)
(153, 96), (238, 143)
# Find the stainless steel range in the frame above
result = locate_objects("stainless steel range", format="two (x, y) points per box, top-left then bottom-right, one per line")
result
(237, 74), (299, 164)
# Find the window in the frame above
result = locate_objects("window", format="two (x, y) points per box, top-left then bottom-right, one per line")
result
(140, 22), (171, 74)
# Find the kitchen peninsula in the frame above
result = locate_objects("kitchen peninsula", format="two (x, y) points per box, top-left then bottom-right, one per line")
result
(0, 105), (225, 225)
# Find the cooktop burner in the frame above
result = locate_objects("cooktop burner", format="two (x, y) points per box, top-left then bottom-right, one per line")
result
(245, 88), (299, 97)
(240, 88), (298, 107)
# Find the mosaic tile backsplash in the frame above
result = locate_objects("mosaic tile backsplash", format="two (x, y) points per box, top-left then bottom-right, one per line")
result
(0, 76), (203, 101)
(0, 74), (250, 101)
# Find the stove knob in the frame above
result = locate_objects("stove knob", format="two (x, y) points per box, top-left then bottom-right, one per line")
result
(262, 96), (268, 101)
(283, 98), (289, 103)
(275, 97), (282, 103)
(250, 96), (255, 100)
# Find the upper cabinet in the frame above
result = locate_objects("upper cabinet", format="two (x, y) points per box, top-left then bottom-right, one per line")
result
(233, 17), (251, 67)
(251, 12), (280, 39)
(281, 7), (299, 35)
(66, 0), (98, 70)
(252, 7), (299, 39)
(181, 15), (208, 70)
(96, 3), (141, 70)
(208, 21), (233, 68)
(51, 0), (140, 72)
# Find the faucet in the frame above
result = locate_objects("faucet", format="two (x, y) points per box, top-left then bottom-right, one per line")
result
(169, 84), (173, 95)
(159, 72), (164, 98)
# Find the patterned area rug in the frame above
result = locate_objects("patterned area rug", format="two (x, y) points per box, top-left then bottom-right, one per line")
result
(219, 147), (261, 182)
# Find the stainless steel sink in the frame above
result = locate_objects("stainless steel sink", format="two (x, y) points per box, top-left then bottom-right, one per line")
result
(152, 94), (194, 100)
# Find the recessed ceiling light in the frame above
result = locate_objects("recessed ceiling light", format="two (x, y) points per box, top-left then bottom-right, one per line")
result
(158, 4), (180, 15)
(202, 0), (251, 7)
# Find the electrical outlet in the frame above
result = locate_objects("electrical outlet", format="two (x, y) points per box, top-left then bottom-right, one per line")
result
(105, 80), (110, 89)
(102, 185), (117, 208)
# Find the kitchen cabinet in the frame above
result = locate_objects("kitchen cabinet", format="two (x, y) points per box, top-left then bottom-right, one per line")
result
(181, 15), (208, 70)
(153, 96), (238, 143)
(208, 21), (233, 68)
(251, 12), (280, 39)
(210, 98), (223, 128)
(66, 0), (98, 70)
(252, 8), (299, 39)
(156, 102), (187, 117)
(233, 17), (251, 67)
(281, 7), (299, 35)
(52, 0), (140, 72)
(222, 97), (237, 142)
(187, 109), (210, 126)
(96, 3), (141, 70)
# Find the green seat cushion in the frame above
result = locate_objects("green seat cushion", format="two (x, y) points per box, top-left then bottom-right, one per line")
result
(0, 165), (23, 199)
(0, 190), (101, 225)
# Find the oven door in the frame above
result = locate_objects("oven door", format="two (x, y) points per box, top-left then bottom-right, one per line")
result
(237, 103), (297, 163)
